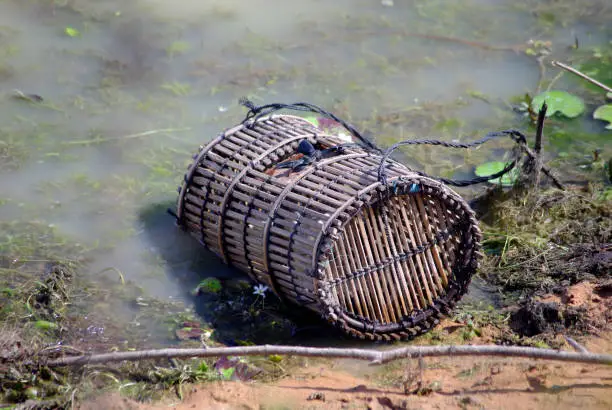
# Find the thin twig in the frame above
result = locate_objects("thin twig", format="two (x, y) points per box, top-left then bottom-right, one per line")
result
(398, 32), (525, 53)
(546, 70), (565, 92)
(38, 345), (85, 357)
(565, 336), (589, 353)
(286, 30), (526, 54)
(70, 388), (78, 410)
(96, 267), (126, 286)
(62, 128), (192, 146)
(36, 344), (612, 368)
(535, 56), (548, 95)
(551, 61), (612, 93)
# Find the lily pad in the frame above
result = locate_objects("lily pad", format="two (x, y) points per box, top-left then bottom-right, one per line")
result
(475, 161), (519, 186)
(531, 91), (585, 118)
(593, 104), (612, 129)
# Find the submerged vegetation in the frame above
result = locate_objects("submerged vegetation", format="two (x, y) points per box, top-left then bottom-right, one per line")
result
(0, 0), (611, 408)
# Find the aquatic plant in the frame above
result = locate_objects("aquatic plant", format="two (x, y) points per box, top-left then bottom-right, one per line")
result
(193, 278), (222, 294)
(252, 284), (268, 298)
(531, 91), (585, 119)
(593, 104), (612, 129)
(475, 161), (519, 186)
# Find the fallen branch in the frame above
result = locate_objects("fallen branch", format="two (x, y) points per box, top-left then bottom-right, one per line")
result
(551, 61), (612, 94)
(38, 344), (612, 368)
(564, 336), (589, 353)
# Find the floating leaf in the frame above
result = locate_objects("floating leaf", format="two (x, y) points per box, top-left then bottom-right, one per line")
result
(34, 320), (58, 330)
(195, 278), (222, 294)
(304, 116), (319, 127)
(531, 91), (585, 118)
(475, 161), (519, 186)
(64, 27), (80, 37)
(593, 104), (612, 129)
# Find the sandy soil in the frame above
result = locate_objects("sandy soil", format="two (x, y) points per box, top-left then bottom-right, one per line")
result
(78, 282), (612, 410)
(78, 351), (612, 410)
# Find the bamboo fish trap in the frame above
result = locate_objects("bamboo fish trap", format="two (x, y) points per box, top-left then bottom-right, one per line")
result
(173, 108), (483, 341)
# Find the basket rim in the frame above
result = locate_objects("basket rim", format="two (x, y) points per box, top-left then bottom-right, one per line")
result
(313, 174), (482, 335)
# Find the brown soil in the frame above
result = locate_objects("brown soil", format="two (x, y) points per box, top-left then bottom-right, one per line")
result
(79, 347), (612, 410)
(76, 281), (612, 410)
(540, 281), (612, 332)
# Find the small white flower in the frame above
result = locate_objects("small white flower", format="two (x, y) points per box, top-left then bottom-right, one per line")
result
(218, 105), (228, 112)
(253, 284), (269, 297)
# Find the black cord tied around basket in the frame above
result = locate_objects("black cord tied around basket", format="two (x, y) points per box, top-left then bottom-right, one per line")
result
(239, 98), (382, 154)
(239, 98), (529, 188)
(376, 130), (527, 188)
(169, 100), (540, 224)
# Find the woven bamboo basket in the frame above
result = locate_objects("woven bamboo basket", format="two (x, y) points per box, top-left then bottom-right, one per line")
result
(174, 114), (482, 340)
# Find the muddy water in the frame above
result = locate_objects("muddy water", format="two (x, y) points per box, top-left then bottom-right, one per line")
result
(0, 0), (610, 345)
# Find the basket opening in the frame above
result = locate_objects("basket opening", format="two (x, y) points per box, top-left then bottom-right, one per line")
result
(318, 185), (471, 330)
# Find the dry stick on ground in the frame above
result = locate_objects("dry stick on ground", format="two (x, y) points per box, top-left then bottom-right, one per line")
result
(37, 344), (612, 368)
(552, 61), (612, 94)
(564, 336), (589, 354)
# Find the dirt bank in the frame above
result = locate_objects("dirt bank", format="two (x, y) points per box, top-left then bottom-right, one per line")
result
(79, 334), (612, 410)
